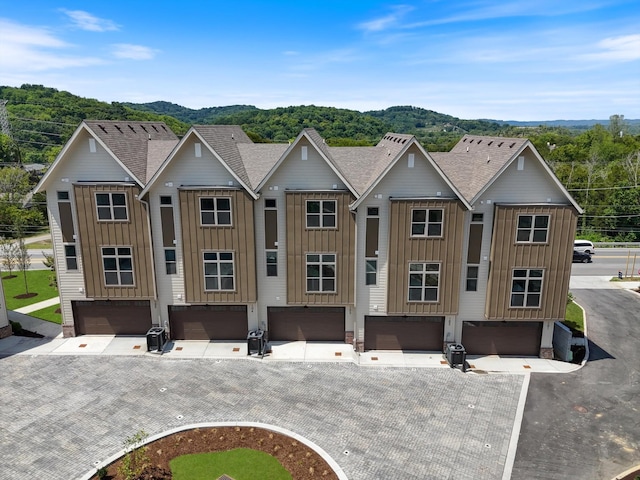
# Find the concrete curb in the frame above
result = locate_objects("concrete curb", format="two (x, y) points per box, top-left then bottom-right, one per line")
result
(78, 422), (349, 480)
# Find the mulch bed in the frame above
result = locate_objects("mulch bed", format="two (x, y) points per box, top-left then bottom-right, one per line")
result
(92, 426), (339, 480)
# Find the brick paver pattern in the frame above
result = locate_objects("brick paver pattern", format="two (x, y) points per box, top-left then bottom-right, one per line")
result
(0, 356), (524, 480)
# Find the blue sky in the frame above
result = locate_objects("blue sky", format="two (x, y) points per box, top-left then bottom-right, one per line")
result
(1, 1), (638, 121)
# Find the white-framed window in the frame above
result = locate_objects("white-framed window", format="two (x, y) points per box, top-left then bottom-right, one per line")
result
(64, 244), (77, 270)
(165, 249), (177, 275)
(102, 247), (134, 286)
(96, 192), (128, 221)
(516, 214), (549, 243)
(266, 250), (278, 277)
(466, 265), (479, 291)
(306, 200), (337, 228)
(411, 208), (443, 237)
(203, 251), (235, 291)
(365, 258), (377, 286)
(408, 262), (440, 302)
(200, 197), (232, 226)
(306, 253), (336, 292)
(510, 268), (543, 307)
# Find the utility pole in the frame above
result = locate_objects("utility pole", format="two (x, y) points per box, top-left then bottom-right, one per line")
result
(0, 100), (12, 139)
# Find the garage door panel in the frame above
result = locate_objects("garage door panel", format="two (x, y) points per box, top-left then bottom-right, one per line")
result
(73, 300), (152, 335)
(462, 321), (542, 356)
(365, 316), (444, 351)
(169, 305), (248, 340)
(268, 307), (344, 341)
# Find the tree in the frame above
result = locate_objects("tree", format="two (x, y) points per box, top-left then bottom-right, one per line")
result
(0, 236), (19, 277)
(16, 236), (31, 295)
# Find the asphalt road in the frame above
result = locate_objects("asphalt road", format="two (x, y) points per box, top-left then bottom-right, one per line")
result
(571, 248), (640, 277)
(512, 285), (640, 479)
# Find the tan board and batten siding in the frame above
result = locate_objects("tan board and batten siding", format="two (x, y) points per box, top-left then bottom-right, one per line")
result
(285, 191), (356, 305)
(179, 188), (257, 304)
(73, 183), (155, 299)
(486, 205), (577, 320)
(387, 199), (465, 315)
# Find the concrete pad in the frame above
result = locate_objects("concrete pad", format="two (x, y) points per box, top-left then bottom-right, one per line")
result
(204, 341), (248, 358)
(267, 341), (306, 361)
(162, 340), (209, 357)
(403, 351), (449, 368)
(359, 351), (405, 366)
(0, 335), (65, 356)
(303, 342), (355, 362)
(103, 337), (147, 356)
(50, 336), (114, 355)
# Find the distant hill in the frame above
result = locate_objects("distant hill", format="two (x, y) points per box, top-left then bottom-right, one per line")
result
(120, 101), (259, 124)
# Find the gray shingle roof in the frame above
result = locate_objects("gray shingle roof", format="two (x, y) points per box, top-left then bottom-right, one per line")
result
(84, 120), (178, 184)
(237, 143), (289, 189)
(192, 125), (253, 188)
(432, 134), (529, 203)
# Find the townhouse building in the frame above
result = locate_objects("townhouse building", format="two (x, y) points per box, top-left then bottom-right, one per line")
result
(35, 120), (582, 358)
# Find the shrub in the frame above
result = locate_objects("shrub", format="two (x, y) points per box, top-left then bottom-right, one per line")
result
(118, 430), (150, 480)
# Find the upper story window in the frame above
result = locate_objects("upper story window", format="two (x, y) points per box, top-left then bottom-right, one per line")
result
(200, 197), (232, 226)
(102, 247), (134, 286)
(516, 214), (549, 243)
(510, 268), (543, 307)
(411, 208), (443, 237)
(203, 251), (235, 291)
(306, 253), (336, 292)
(96, 192), (128, 221)
(306, 200), (337, 228)
(408, 262), (440, 302)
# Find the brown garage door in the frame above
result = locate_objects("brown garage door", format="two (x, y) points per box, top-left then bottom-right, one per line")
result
(72, 300), (152, 335)
(365, 316), (444, 351)
(462, 321), (542, 356)
(268, 307), (344, 341)
(169, 305), (248, 340)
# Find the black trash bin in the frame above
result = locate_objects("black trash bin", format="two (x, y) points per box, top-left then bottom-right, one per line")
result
(247, 329), (265, 356)
(146, 327), (166, 353)
(446, 343), (466, 371)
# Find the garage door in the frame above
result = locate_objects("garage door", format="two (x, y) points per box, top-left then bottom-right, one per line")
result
(462, 321), (542, 356)
(169, 305), (248, 340)
(72, 300), (152, 335)
(365, 316), (444, 351)
(268, 307), (344, 341)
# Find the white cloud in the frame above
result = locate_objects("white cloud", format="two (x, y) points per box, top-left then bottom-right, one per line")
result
(111, 44), (159, 60)
(0, 19), (104, 71)
(357, 5), (414, 33)
(582, 34), (640, 62)
(61, 9), (119, 32)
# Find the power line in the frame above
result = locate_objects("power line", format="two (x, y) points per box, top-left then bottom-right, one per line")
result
(7, 115), (77, 127)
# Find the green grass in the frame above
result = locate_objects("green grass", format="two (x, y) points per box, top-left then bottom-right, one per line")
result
(2, 270), (59, 310)
(170, 448), (292, 480)
(564, 301), (584, 333)
(28, 303), (62, 324)
(26, 241), (52, 250)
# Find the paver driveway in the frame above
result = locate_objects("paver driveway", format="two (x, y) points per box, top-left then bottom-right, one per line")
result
(0, 355), (524, 479)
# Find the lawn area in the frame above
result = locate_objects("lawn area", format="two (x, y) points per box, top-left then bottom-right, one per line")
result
(28, 303), (62, 324)
(2, 270), (59, 310)
(170, 448), (292, 480)
(564, 300), (584, 333)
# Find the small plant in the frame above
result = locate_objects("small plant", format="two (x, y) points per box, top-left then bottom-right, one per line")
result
(118, 430), (150, 480)
(96, 466), (107, 479)
(10, 321), (22, 335)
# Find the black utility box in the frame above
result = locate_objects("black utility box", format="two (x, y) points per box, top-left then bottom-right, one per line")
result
(247, 329), (266, 356)
(146, 327), (166, 353)
(446, 343), (466, 371)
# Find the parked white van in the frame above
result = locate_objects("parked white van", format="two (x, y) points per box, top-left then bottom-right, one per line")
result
(574, 240), (595, 255)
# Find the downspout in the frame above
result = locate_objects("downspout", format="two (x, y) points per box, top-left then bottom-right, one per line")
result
(136, 195), (159, 307)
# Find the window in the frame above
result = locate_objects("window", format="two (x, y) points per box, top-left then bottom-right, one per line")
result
(266, 250), (277, 277)
(466, 265), (479, 291)
(102, 247), (133, 286)
(411, 209), (443, 237)
(306, 200), (336, 228)
(64, 244), (77, 270)
(203, 252), (235, 291)
(408, 263), (440, 302)
(510, 269), (543, 307)
(365, 258), (377, 285)
(165, 249), (176, 275)
(306, 253), (336, 292)
(265, 198), (277, 209)
(516, 214), (549, 243)
(57, 191), (70, 201)
(200, 197), (232, 225)
(471, 213), (484, 223)
(96, 193), (128, 221)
